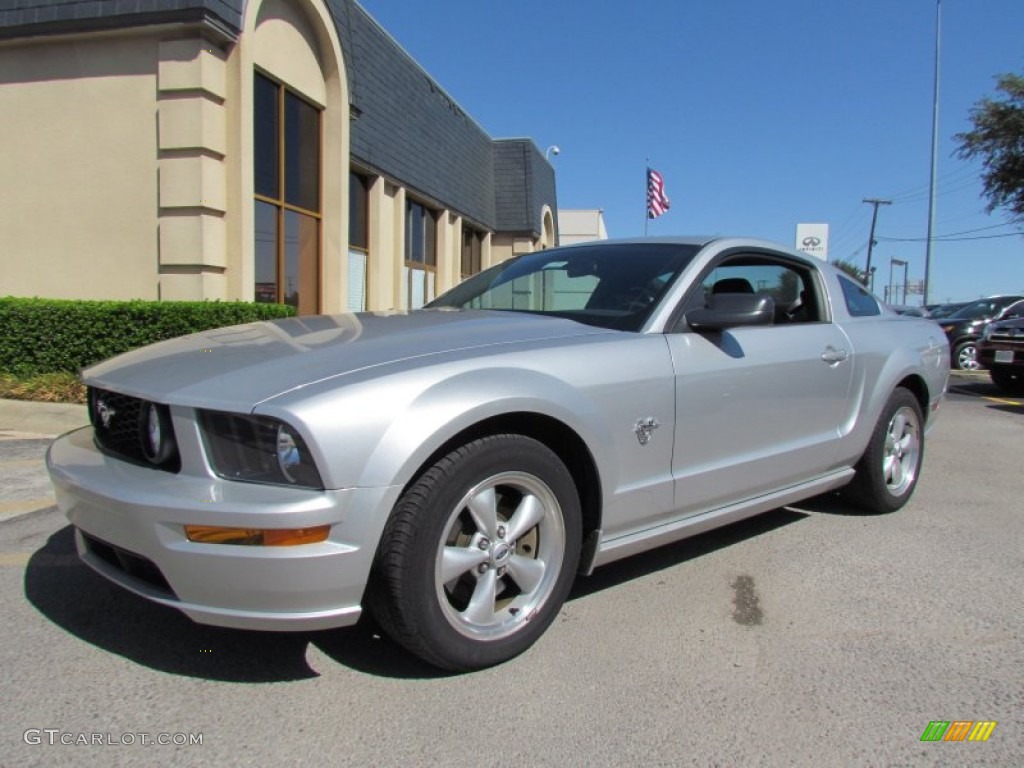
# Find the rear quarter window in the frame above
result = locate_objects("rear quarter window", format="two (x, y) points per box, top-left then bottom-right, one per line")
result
(839, 276), (881, 317)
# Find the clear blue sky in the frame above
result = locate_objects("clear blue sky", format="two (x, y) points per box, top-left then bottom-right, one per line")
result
(357, 0), (1023, 304)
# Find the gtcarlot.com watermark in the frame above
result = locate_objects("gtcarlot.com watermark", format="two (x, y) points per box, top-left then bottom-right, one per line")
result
(24, 729), (203, 747)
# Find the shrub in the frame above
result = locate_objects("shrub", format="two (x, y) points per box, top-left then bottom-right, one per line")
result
(0, 297), (296, 375)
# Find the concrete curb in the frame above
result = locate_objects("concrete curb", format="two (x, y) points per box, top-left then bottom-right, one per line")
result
(0, 399), (86, 524)
(0, 398), (88, 439)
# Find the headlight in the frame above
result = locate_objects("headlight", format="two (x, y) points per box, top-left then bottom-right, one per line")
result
(199, 411), (323, 489)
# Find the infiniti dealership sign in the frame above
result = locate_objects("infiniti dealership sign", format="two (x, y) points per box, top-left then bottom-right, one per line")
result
(795, 223), (829, 261)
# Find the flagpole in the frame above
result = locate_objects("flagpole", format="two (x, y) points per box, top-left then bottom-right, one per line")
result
(644, 159), (650, 236)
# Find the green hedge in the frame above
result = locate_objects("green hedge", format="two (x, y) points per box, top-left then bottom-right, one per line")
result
(0, 297), (296, 375)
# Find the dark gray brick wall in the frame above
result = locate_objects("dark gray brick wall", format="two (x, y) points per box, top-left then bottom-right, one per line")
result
(493, 139), (557, 236)
(337, 2), (497, 229)
(0, 0), (243, 32)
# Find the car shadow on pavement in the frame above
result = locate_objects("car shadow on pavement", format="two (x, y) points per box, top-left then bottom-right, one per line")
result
(785, 491), (890, 517)
(569, 507), (809, 600)
(23, 525), (449, 682)
(987, 402), (1024, 416)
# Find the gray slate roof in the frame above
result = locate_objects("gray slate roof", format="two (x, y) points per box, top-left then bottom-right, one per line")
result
(0, 0), (242, 36)
(0, 0), (555, 237)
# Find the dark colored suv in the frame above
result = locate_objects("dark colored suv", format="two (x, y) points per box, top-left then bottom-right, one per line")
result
(978, 317), (1024, 394)
(937, 296), (1024, 371)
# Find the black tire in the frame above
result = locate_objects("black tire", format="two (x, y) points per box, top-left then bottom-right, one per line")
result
(953, 340), (980, 371)
(844, 388), (924, 514)
(989, 365), (1024, 395)
(367, 434), (581, 671)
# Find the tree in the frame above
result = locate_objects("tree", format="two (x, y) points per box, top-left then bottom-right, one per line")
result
(955, 72), (1024, 222)
(830, 258), (866, 285)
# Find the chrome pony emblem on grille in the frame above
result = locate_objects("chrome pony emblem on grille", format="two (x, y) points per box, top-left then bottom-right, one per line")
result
(95, 399), (117, 429)
(634, 417), (660, 446)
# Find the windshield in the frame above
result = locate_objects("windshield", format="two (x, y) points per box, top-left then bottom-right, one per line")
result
(949, 299), (1009, 321)
(427, 242), (701, 331)
(928, 303), (964, 319)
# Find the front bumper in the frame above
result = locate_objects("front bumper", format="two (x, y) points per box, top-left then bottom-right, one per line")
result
(46, 427), (401, 631)
(978, 343), (1024, 370)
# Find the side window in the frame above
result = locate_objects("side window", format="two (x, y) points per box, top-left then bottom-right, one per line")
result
(839, 276), (881, 317)
(683, 254), (824, 325)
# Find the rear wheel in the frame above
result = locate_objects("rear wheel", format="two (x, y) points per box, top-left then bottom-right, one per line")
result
(367, 434), (581, 671)
(845, 388), (924, 513)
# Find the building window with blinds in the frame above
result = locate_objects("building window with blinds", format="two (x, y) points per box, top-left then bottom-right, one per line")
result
(404, 200), (436, 309)
(348, 172), (370, 311)
(461, 226), (483, 281)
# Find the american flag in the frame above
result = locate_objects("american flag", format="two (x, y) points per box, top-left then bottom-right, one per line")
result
(647, 167), (670, 219)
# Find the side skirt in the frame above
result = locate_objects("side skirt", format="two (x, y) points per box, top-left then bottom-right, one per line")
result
(590, 468), (855, 570)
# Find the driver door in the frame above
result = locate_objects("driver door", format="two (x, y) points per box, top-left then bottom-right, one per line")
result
(665, 252), (854, 518)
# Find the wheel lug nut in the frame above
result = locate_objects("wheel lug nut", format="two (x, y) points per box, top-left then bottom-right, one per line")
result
(478, 564), (489, 574)
(497, 526), (506, 539)
(478, 538), (489, 550)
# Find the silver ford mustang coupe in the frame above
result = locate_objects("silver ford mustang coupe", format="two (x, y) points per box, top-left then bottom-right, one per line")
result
(47, 237), (949, 670)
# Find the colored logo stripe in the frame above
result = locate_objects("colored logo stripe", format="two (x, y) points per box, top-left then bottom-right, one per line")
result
(969, 722), (997, 742)
(920, 721), (997, 742)
(944, 722), (973, 741)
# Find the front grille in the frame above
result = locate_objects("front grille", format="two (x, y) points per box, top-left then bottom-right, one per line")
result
(88, 387), (181, 472)
(80, 531), (176, 598)
(989, 333), (1024, 343)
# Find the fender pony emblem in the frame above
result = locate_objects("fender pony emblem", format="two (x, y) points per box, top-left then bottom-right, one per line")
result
(634, 417), (660, 446)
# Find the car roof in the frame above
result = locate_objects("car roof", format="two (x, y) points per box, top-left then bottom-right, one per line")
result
(554, 235), (819, 259)
(556, 236), (719, 248)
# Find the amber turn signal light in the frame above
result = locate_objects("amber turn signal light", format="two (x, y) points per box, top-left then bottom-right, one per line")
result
(184, 525), (330, 546)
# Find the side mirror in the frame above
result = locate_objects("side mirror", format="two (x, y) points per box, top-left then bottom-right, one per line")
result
(685, 293), (775, 331)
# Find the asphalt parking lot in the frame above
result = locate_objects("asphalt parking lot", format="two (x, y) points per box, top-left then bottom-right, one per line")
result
(1, 375), (1021, 767)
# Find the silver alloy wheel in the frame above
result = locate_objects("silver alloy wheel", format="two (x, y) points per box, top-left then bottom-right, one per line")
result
(957, 343), (980, 371)
(434, 471), (566, 641)
(883, 405), (921, 496)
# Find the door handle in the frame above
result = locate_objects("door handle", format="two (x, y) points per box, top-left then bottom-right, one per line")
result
(821, 346), (849, 364)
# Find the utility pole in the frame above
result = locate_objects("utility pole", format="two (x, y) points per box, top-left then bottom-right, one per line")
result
(863, 198), (892, 282)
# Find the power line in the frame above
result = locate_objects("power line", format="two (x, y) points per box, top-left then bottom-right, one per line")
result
(883, 164), (979, 202)
(879, 221), (1016, 240)
(878, 231), (1023, 243)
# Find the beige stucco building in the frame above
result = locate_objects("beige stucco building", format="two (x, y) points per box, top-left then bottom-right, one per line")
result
(0, 0), (559, 314)
(557, 209), (609, 245)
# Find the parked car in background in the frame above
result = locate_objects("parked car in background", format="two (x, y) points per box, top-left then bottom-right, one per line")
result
(978, 317), (1024, 394)
(889, 305), (930, 318)
(937, 296), (1024, 370)
(47, 236), (949, 671)
(926, 301), (969, 320)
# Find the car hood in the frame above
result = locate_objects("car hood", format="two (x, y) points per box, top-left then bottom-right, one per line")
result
(84, 310), (611, 411)
(989, 317), (1024, 333)
(939, 317), (985, 333)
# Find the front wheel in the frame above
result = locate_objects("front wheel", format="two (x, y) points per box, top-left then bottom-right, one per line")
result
(953, 340), (980, 371)
(845, 388), (924, 514)
(367, 434), (582, 671)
